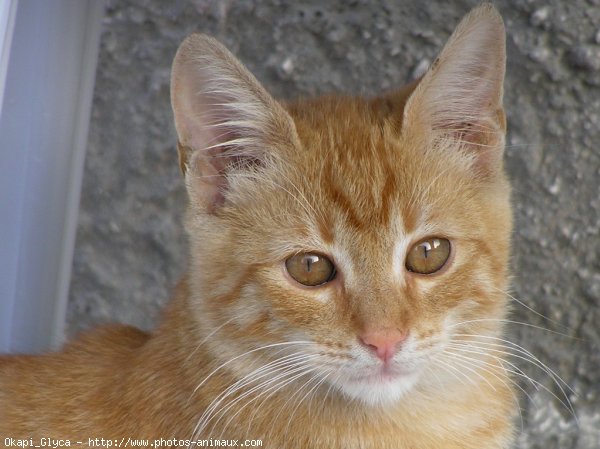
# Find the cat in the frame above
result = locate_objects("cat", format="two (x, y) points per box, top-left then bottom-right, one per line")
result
(0, 4), (515, 448)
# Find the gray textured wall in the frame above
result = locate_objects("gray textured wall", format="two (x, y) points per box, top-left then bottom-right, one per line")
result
(69, 1), (600, 447)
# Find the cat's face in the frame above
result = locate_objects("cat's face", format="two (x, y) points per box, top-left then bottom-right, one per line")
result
(172, 5), (510, 406)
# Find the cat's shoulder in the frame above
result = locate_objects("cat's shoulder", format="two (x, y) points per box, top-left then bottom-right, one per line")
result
(63, 323), (150, 355)
(0, 325), (150, 435)
(0, 324), (150, 372)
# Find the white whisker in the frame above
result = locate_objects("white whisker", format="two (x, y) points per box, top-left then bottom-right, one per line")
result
(192, 352), (321, 440)
(449, 318), (578, 339)
(191, 340), (313, 396)
(489, 285), (572, 331)
(440, 348), (526, 430)
(452, 334), (575, 394)
(210, 364), (323, 440)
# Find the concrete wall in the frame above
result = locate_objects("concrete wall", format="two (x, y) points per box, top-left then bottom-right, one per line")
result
(69, 1), (600, 447)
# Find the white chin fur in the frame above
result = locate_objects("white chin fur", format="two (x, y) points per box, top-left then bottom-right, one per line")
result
(335, 372), (420, 407)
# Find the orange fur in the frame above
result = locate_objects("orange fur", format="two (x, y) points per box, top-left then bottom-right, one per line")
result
(1, 5), (516, 448)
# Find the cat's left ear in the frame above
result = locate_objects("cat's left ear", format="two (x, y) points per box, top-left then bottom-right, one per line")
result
(402, 3), (506, 177)
(171, 34), (299, 212)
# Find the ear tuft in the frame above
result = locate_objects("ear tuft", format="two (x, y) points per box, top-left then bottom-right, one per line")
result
(403, 3), (507, 176)
(171, 34), (298, 211)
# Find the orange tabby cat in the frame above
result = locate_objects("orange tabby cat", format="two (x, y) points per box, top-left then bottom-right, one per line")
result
(0, 4), (515, 448)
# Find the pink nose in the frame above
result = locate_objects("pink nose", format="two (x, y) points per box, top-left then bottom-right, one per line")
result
(359, 329), (407, 363)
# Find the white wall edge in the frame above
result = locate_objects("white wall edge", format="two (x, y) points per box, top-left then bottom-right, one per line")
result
(0, 0), (105, 353)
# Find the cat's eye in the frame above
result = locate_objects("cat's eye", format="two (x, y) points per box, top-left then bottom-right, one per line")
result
(285, 253), (336, 287)
(405, 237), (451, 275)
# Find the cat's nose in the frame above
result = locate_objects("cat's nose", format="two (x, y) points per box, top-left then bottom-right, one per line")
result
(358, 329), (407, 363)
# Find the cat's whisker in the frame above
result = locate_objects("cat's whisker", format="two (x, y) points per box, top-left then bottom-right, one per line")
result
(452, 333), (575, 395)
(189, 171), (314, 225)
(454, 344), (578, 421)
(191, 340), (314, 396)
(446, 342), (531, 384)
(438, 351), (498, 392)
(242, 364), (315, 439)
(263, 179), (315, 221)
(204, 363), (324, 440)
(441, 348), (523, 397)
(424, 361), (446, 392)
(281, 369), (333, 437)
(213, 356), (326, 436)
(488, 285), (572, 331)
(193, 352), (322, 439)
(206, 358), (316, 442)
(202, 136), (260, 153)
(446, 336), (579, 426)
(449, 340), (540, 384)
(194, 366), (304, 441)
(253, 367), (331, 443)
(440, 349), (527, 431)
(444, 345), (578, 425)
(458, 138), (497, 150)
(443, 346), (533, 397)
(408, 145), (484, 212)
(222, 157), (321, 223)
(206, 365), (313, 438)
(242, 361), (331, 441)
(432, 357), (478, 390)
(322, 368), (343, 405)
(259, 367), (329, 443)
(305, 369), (332, 418)
(190, 350), (318, 441)
(196, 351), (318, 425)
(185, 316), (237, 364)
(449, 318), (579, 340)
(270, 368), (342, 444)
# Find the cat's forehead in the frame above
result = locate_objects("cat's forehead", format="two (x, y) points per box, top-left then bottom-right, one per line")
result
(283, 96), (474, 236)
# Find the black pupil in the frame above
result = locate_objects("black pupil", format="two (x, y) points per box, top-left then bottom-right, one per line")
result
(304, 255), (318, 272)
(421, 240), (438, 258)
(422, 243), (430, 258)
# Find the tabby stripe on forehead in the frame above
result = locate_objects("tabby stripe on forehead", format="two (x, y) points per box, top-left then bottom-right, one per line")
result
(377, 150), (400, 228)
(316, 212), (335, 244)
(322, 159), (367, 231)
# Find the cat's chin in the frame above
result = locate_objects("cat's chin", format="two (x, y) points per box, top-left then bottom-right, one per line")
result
(335, 369), (420, 407)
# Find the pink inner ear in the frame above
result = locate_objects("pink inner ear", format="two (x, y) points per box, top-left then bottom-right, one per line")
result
(180, 87), (252, 209)
(189, 152), (227, 212)
(401, 7), (506, 178)
(186, 104), (271, 211)
(184, 88), (235, 160)
(171, 34), (299, 211)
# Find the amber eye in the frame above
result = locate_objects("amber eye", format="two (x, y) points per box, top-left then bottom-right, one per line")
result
(285, 253), (336, 287)
(405, 237), (451, 275)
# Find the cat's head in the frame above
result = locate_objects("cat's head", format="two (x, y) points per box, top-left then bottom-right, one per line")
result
(171, 4), (511, 406)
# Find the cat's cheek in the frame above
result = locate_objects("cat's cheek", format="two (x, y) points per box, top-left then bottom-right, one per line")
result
(226, 283), (275, 328)
(250, 266), (337, 330)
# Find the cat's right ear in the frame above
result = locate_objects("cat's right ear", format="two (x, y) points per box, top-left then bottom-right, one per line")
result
(171, 34), (298, 212)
